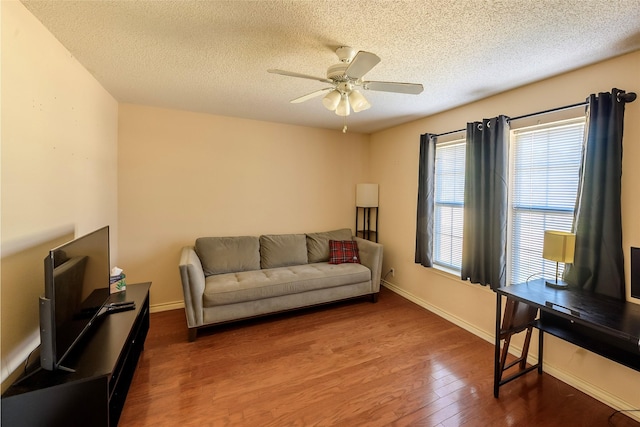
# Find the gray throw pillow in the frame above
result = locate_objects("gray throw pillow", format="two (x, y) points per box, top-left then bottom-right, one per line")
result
(260, 234), (308, 269)
(195, 236), (260, 276)
(306, 228), (353, 263)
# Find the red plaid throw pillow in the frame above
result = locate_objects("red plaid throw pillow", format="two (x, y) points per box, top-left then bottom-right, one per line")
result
(328, 240), (360, 264)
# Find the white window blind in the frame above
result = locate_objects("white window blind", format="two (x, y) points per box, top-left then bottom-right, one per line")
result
(433, 139), (466, 270)
(509, 119), (585, 284)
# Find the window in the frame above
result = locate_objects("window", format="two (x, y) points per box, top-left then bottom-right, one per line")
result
(508, 118), (585, 284)
(433, 139), (466, 270)
(429, 118), (585, 281)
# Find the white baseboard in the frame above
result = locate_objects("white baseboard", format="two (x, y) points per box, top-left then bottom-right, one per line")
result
(382, 281), (494, 343)
(381, 281), (640, 423)
(149, 300), (184, 314)
(542, 363), (639, 421)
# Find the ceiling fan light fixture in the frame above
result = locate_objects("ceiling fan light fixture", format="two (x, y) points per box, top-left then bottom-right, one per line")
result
(349, 90), (371, 112)
(269, 46), (424, 125)
(322, 90), (341, 111)
(335, 94), (351, 116)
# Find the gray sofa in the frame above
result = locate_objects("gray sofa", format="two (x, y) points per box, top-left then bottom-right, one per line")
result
(179, 228), (383, 341)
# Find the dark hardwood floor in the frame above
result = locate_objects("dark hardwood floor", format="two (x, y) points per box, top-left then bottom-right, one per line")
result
(119, 287), (639, 426)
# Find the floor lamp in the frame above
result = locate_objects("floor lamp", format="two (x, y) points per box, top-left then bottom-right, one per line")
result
(356, 184), (378, 242)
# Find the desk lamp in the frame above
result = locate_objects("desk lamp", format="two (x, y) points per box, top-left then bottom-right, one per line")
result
(542, 230), (576, 289)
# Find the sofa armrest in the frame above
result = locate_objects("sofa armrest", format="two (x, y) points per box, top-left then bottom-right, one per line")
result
(179, 246), (205, 328)
(354, 237), (383, 293)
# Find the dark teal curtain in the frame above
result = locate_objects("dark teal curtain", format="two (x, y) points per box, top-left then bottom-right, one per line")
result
(461, 116), (509, 289)
(415, 133), (437, 267)
(565, 89), (635, 300)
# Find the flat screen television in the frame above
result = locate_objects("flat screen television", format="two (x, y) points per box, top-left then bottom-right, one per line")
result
(39, 226), (111, 371)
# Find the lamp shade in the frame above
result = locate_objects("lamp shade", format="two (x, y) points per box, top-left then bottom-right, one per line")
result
(349, 90), (371, 112)
(335, 94), (351, 116)
(356, 183), (378, 207)
(542, 230), (576, 263)
(322, 90), (341, 111)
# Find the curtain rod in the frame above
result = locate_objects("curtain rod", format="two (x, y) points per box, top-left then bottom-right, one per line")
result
(434, 127), (465, 137)
(432, 100), (586, 137)
(432, 92), (636, 138)
(508, 100), (587, 122)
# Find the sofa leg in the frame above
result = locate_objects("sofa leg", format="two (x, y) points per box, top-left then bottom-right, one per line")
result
(371, 293), (379, 303)
(188, 328), (197, 342)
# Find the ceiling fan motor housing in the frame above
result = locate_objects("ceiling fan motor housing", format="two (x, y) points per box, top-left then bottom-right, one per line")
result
(327, 63), (350, 81)
(336, 46), (356, 62)
(327, 46), (360, 82)
(336, 81), (353, 93)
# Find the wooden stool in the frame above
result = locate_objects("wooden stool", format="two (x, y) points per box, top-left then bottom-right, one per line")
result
(497, 298), (539, 386)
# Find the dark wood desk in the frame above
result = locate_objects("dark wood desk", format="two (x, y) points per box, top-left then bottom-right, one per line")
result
(494, 279), (640, 397)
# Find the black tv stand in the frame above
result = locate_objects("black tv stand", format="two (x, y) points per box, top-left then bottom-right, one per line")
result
(2, 283), (151, 427)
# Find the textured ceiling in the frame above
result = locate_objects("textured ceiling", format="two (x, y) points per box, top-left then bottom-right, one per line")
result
(20, 0), (640, 134)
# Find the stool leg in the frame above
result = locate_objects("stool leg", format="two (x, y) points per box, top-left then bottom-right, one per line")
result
(518, 326), (534, 370)
(499, 334), (512, 381)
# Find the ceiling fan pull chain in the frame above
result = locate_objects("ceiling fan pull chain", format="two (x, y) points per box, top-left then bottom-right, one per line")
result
(343, 116), (348, 133)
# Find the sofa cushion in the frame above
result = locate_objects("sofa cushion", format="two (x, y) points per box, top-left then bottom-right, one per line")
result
(306, 228), (353, 263)
(260, 234), (308, 269)
(329, 240), (360, 264)
(203, 262), (371, 307)
(195, 236), (260, 276)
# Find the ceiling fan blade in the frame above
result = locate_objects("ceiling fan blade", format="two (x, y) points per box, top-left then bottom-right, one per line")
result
(290, 88), (334, 103)
(345, 51), (381, 79)
(268, 69), (332, 84)
(364, 81), (424, 95)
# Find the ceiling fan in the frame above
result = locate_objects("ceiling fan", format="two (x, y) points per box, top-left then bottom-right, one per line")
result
(268, 46), (424, 117)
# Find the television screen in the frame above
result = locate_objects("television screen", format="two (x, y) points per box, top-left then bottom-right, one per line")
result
(40, 226), (110, 371)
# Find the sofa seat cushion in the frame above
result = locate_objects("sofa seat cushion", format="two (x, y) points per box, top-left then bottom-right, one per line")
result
(203, 262), (371, 307)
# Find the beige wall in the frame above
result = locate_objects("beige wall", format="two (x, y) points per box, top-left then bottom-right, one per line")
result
(117, 104), (370, 307)
(1, 1), (118, 388)
(370, 50), (640, 413)
(4, 0), (640, 415)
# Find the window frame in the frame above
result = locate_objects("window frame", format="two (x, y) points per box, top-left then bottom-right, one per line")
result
(506, 116), (586, 285)
(428, 114), (586, 282)
(432, 137), (466, 273)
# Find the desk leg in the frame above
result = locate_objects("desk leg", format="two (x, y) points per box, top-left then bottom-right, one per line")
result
(494, 292), (502, 398)
(538, 329), (544, 374)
